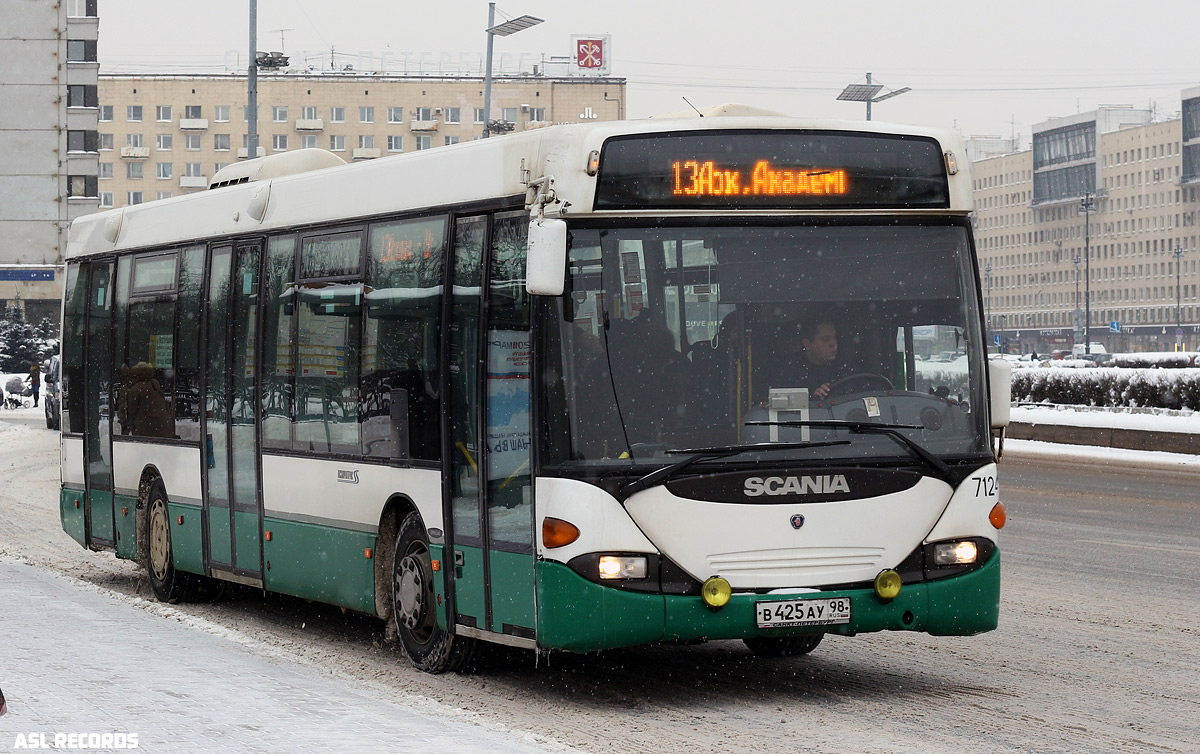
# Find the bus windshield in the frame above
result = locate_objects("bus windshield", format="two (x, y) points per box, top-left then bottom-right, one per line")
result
(540, 220), (989, 471)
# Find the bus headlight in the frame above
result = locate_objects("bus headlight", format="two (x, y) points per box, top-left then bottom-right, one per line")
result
(933, 540), (978, 566)
(598, 555), (648, 580)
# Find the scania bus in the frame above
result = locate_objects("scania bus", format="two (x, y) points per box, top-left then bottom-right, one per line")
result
(60, 109), (1011, 672)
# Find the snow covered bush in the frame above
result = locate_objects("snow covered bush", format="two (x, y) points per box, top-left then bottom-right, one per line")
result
(1011, 366), (1200, 410)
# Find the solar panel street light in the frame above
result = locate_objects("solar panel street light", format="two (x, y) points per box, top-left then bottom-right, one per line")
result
(483, 5), (545, 137)
(837, 73), (910, 120)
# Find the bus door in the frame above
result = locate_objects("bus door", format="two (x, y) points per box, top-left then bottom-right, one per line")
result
(201, 241), (265, 585)
(445, 212), (536, 643)
(83, 261), (116, 547)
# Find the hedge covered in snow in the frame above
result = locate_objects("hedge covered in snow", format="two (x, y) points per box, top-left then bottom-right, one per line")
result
(1011, 366), (1200, 410)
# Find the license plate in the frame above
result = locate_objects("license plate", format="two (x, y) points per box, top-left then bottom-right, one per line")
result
(755, 597), (851, 628)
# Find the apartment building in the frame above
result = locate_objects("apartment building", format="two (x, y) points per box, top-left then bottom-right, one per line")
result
(96, 73), (625, 210)
(972, 99), (1200, 353)
(0, 0), (99, 322)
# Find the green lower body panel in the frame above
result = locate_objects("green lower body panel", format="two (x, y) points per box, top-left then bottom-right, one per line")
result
(113, 492), (138, 560)
(167, 502), (205, 575)
(537, 551), (1001, 653)
(60, 487), (86, 547)
(207, 505), (233, 566)
(488, 549), (535, 633)
(262, 517), (376, 615)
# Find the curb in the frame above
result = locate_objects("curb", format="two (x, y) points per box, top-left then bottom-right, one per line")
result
(1007, 421), (1197, 455)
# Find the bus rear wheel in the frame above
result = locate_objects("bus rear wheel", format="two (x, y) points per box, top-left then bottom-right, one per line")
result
(145, 481), (199, 603)
(391, 512), (474, 673)
(743, 634), (823, 657)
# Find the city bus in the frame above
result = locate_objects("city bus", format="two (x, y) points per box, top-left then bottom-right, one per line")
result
(60, 110), (1012, 672)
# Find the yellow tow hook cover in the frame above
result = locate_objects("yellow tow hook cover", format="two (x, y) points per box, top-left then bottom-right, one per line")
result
(874, 569), (902, 601)
(701, 576), (732, 609)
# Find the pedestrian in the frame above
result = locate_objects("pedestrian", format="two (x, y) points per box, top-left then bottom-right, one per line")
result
(26, 361), (41, 407)
(0, 685), (7, 716)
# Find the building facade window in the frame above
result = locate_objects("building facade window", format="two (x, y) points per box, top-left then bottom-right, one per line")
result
(444, 136), (459, 146)
(214, 105), (230, 122)
(156, 105), (172, 122)
(157, 192), (173, 201)
(301, 105), (318, 120)
(415, 135), (431, 150)
(185, 163), (202, 178)
(127, 191), (143, 205)
(67, 40), (97, 62)
(99, 133), (113, 150)
(67, 85), (98, 108)
(67, 175), (97, 198)
(98, 105), (113, 121)
(185, 133), (201, 150)
(127, 162), (143, 179)
(444, 107), (460, 124)
(273, 134), (288, 151)
(474, 107), (485, 124)
(98, 162), (113, 179)
(126, 133), (143, 148)
(66, 0), (98, 17)
(358, 134), (374, 149)
(330, 134), (345, 151)
(127, 105), (143, 122)
(99, 191), (113, 208)
(387, 135), (403, 152)
(156, 133), (172, 150)
(214, 133), (230, 151)
(273, 106), (288, 122)
(415, 107), (432, 121)
(502, 107), (517, 124)
(530, 107), (546, 121)
(330, 106), (345, 123)
(300, 134), (317, 149)
(388, 107), (404, 123)
(67, 130), (98, 153)
(359, 106), (374, 123)
(184, 105), (202, 118)
(156, 162), (172, 179)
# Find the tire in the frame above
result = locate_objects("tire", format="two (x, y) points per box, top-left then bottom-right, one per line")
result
(743, 633), (824, 658)
(391, 512), (474, 673)
(45, 397), (59, 430)
(145, 481), (199, 603)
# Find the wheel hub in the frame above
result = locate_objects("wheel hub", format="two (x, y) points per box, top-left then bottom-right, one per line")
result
(395, 554), (426, 630)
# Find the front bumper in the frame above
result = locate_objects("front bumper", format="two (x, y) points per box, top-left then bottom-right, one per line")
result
(535, 548), (1000, 652)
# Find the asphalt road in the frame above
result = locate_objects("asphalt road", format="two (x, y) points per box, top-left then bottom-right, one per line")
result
(2, 415), (1197, 754)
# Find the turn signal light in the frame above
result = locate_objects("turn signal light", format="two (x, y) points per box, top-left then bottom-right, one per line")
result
(542, 517), (580, 548)
(989, 501), (1007, 529)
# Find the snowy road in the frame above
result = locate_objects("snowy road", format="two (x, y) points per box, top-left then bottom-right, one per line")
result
(2, 409), (1198, 753)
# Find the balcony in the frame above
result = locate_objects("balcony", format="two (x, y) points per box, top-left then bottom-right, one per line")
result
(352, 148), (381, 160)
(179, 175), (208, 189)
(409, 120), (439, 132)
(295, 118), (324, 131)
(179, 118), (209, 130)
(236, 146), (266, 159)
(120, 146), (149, 158)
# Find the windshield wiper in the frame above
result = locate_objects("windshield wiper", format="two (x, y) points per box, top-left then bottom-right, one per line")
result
(621, 441), (850, 497)
(746, 420), (953, 482)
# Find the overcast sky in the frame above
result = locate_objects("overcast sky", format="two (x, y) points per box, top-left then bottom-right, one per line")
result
(97, 0), (1199, 143)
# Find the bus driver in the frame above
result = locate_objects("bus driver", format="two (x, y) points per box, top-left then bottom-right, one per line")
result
(795, 320), (847, 399)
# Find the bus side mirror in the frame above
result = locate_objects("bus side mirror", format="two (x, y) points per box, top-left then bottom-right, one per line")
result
(526, 219), (567, 296)
(988, 357), (1011, 429)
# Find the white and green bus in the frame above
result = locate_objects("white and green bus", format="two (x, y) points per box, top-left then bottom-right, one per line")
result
(60, 112), (1011, 672)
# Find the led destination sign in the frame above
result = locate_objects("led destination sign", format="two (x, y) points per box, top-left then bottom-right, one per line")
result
(672, 160), (849, 198)
(594, 130), (949, 210)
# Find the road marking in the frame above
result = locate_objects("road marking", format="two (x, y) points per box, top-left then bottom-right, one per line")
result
(1077, 539), (1198, 556)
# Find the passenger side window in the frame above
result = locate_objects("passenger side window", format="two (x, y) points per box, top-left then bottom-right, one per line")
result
(363, 216), (447, 461)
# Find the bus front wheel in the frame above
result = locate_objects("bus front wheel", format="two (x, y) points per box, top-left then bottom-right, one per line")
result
(145, 481), (199, 603)
(391, 512), (474, 673)
(743, 634), (823, 657)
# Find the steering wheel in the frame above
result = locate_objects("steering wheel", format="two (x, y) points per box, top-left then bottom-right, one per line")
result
(827, 373), (894, 395)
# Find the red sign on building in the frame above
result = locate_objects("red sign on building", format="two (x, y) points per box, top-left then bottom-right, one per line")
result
(576, 38), (604, 69)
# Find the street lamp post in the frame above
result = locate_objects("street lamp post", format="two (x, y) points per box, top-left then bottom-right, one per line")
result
(984, 263), (992, 341)
(1174, 244), (1185, 349)
(481, 4), (543, 139)
(1080, 193), (1095, 353)
(836, 72), (910, 121)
